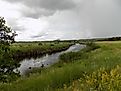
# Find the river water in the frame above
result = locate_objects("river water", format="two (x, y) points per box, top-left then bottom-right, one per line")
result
(18, 44), (86, 75)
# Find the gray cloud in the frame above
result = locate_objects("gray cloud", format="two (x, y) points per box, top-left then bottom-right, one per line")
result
(4, 0), (76, 10)
(87, 0), (121, 38)
(20, 7), (55, 18)
(31, 33), (48, 39)
(7, 18), (25, 31)
(66, 0), (121, 38)
(3, 0), (121, 41)
(4, 0), (76, 18)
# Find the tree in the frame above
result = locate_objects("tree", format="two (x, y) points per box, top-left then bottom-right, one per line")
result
(54, 39), (60, 44)
(0, 17), (20, 83)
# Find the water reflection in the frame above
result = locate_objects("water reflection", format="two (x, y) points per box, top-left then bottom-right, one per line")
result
(18, 44), (86, 75)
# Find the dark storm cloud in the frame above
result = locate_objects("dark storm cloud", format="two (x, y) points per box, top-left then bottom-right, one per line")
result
(31, 33), (48, 38)
(20, 7), (55, 18)
(4, 0), (76, 18)
(4, 0), (75, 10)
(31, 35), (44, 38)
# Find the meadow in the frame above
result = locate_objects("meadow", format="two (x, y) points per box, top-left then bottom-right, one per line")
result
(0, 41), (121, 91)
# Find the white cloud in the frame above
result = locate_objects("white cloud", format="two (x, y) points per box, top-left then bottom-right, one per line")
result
(15, 17), (50, 41)
(1, 0), (121, 41)
(0, 1), (21, 19)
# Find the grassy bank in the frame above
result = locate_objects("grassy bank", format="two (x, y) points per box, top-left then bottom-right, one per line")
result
(10, 42), (73, 61)
(58, 42), (121, 91)
(1, 41), (121, 91)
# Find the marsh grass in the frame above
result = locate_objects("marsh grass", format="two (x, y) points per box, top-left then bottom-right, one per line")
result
(59, 42), (100, 63)
(0, 63), (86, 91)
(1, 42), (121, 91)
(58, 42), (121, 91)
(60, 65), (121, 91)
(10, 42), (73, 61)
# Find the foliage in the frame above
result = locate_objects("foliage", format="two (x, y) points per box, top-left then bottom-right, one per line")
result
(38, 42), (43, 45)
(1, 42), (121, 91)
(59, 42), (99, 62)
(0, 17), (20, 83)
(80, 65), (121, 91)
(54, 39), (60, 44)
(62, 65), (121, 91)
(59, 51), (82, 62)
(85, 41), (100, 51)
(10, 42), (73, 61)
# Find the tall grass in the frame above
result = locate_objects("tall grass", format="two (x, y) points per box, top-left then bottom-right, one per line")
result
(1, 42), (121, 91)
(0, 63), (87, 91)
(0, 42), (99, 91)
(59, 42), (100, 63)
(60, 65), (121, 91)
(58, 42), (121, 91)
(10, 42), (73, 61)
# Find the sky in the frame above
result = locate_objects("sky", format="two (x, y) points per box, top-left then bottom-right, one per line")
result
(0, 0), (121, 41)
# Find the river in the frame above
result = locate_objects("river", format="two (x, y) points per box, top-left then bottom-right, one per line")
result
(18, 44), (86, 75)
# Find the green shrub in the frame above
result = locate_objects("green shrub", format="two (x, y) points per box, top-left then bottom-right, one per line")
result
(38, 42), (42, 45)
(59, 52), (82, 62)
(59, 42), (100, 63)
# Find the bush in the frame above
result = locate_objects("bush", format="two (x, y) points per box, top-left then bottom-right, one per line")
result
(59, 52), (82, 63)
(59, 42), (100, 63)
(85, 41), (100, 50)
(38, 42), (42, 45)
(78, 65), (121, 91)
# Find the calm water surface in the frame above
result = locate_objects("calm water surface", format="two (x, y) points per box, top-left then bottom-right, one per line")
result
(18, 44), (86, 75)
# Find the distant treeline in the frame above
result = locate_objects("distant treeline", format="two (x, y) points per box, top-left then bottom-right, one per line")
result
(15, 37), (121, 43)
(96, 37), (121, 41)
(15, 40), (76, 43)
(79, 37), (121, 42)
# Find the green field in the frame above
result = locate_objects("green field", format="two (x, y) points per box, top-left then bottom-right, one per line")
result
(0, 41), (121, 91)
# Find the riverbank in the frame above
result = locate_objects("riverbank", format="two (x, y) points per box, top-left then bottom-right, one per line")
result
(10, 42), (73, 61)
(1, 41), (121, 91)
(19, 44), (85, 75)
